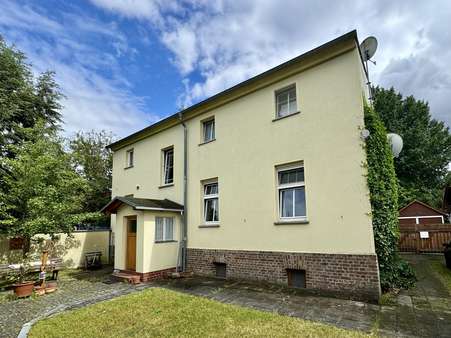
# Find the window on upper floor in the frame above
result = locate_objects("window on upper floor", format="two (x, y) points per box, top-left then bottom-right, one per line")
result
(125, 149), (134, 168)
(277, 164), (306, 220)
(202, 118), (215, 143)
(275, 85), (297, 118)
(162, 147), (174, 185)
(203, 181), (219, 224)
(155, 217), (174, 242)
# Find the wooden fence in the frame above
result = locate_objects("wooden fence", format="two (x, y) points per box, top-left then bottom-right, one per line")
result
(399, 223), (451, 253)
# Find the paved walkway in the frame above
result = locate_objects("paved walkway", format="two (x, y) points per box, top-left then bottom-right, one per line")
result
(0, 268), (149, 338)
(1, 255), (450, 338)
(155, 255), (451, 337)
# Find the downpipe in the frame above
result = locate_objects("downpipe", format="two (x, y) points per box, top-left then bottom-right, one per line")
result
(178, 112), (188, 272)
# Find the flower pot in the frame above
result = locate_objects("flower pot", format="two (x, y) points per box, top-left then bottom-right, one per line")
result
(13, 281), (35, 298)
(34, 285), (46, 296)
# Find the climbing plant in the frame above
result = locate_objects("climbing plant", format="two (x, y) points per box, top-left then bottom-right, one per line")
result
(364, 104), (415, 290)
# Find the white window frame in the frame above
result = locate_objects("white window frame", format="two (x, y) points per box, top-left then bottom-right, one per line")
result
(126, 149), (134, 168)
(162, 147), (174, 185)
(275, 84), (297, 118)
(277, 164), (306, 221)
(202, 118), (215, 143)
(398, 215), (444, 224)
(203, 182), (219, 224)
(155, 217), (174, 242)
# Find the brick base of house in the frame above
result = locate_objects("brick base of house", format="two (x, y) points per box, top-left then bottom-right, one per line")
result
(117, 267), (176, 283)
(186, 248), (381, 301)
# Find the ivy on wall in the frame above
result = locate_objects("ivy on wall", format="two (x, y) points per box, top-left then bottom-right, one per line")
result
(364, 104), (415, 290)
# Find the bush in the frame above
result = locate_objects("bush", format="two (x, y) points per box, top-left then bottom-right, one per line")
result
(364, 104), (416, 290)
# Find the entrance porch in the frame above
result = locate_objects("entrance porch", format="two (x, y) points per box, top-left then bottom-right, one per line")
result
(102, 196), (184, 282)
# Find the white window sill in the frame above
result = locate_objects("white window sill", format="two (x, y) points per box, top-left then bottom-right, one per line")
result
(272, 111), (301, 122)
(155, 240), (177, 244)
(274, 219), (309, 225)
(159, 183), (174, 189)
(199, 139), (216, 146)
(199, 223), (220, 228)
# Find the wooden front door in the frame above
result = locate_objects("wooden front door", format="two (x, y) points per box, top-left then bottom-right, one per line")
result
(126, 218), (137, 271)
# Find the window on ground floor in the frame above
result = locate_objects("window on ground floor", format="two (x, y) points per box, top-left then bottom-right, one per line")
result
(155, 217), (174, 242)
(277, 164), (306, 220)
(203, 181), (219, 224)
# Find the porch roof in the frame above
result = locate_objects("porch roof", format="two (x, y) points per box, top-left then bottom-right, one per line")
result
(101, 196), (184, 214)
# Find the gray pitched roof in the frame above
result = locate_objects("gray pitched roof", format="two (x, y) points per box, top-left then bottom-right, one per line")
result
(101, 196), (184, 214)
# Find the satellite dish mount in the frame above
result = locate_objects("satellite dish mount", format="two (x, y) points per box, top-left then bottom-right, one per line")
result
(360, 36), (378, 102)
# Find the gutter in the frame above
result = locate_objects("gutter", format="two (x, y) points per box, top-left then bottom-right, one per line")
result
(178, 112), (188, 272)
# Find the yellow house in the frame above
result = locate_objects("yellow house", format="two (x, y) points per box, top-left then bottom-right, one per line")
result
(102, 30), (381, 300)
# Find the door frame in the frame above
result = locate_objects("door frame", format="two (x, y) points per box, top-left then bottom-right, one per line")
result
(125, 216), (137, 271)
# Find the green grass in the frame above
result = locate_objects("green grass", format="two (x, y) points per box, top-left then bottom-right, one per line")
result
(431, 260), (451, 295)
(29, 288), (372, 338)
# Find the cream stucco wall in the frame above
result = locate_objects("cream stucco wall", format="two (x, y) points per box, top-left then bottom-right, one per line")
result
(111, 46), (375, 263)
(1, 232), (110, 268)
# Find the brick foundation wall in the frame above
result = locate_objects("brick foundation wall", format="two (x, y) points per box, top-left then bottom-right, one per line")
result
(120, 267), (176, 282)
(187, 248), (380, 301)
(141, 267), (176, 282)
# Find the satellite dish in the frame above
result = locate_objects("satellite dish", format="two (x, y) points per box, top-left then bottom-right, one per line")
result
(387, 133), (403, 158)
(360, 36), (378, 61)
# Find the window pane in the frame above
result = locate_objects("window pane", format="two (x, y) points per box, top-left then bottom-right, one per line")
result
(164, 149), (174, 184)
(277, 102), (289, 117)
(205, 183), (218, 195)
(203, 120), (215, 142)
(294, 187), (306, 217)
(279, 168), (304, 184)
(276, 87), (296, 117)
(155, 217), (163, 241)
(164, 218), (174, 241)
(277, 91), (288, 104)
(204, 198), (219, 222)
(288, 87), (296, 100)
(281, 189), (294, 217)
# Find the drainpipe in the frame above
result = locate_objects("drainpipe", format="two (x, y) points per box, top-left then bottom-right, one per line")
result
(178, 112), (188, 272)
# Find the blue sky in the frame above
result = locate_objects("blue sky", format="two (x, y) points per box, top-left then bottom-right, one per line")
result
(1, 0), (450, 138)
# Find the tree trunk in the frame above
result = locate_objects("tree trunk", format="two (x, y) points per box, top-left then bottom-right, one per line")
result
(22, 236), (31, 258)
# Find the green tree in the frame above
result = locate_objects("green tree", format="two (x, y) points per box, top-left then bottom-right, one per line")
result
(69, 130), (114, 218)
(0, 123), (97, 255)
(364, 104), (415, 290)
(0, 36), (62, 184)
(372, 87), (451, 208)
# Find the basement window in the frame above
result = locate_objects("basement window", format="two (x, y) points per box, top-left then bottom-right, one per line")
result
(214, 262), (226, 279)
(287, 269), (306, 288)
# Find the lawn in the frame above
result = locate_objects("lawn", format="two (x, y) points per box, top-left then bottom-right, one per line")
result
(431, 259), (451, 295)
(29, 288), (372, 338)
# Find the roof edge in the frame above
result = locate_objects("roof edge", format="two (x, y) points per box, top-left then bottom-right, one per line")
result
(108, 30), (360, 151)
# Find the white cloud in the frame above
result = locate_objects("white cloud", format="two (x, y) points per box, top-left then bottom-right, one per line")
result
(90, 0), (451, 127)
(0, 0), (156, 138)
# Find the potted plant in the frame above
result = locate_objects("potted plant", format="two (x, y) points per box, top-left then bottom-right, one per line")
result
(11, 264), (34, 298)
(444, 241), (451, 270)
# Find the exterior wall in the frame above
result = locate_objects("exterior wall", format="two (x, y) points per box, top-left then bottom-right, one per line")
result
(114, 205), (180, 274)
(1, 232), (110, 268)
(399, 201), (446, 226)
(111, 47), (374, 256)
(187, 248), (380, 301)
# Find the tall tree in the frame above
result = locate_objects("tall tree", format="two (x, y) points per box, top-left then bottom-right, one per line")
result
(372, 87), (451, 208)
(0, 123), (96, 255)
(0, 36), (62, 178)
(69, 130), (114, 216)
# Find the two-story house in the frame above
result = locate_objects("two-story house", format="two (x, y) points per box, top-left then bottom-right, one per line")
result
(102, 30), (381, 300)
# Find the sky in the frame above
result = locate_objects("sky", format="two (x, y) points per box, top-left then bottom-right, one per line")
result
(0, 0), (450, 139)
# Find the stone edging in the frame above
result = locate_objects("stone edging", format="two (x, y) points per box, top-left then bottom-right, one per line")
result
(17, 284), (153, 338)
